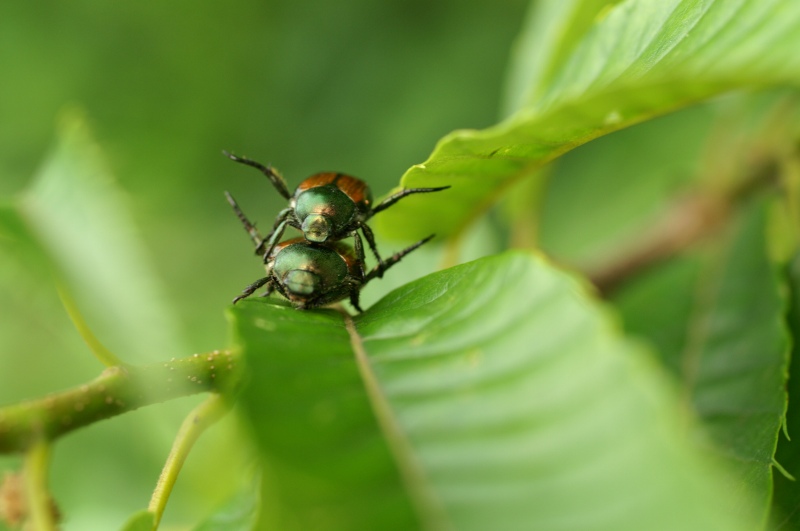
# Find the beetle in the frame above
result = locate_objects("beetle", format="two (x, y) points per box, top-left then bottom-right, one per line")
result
(225, 191), (434, 311)
(223, 151), (448, 276)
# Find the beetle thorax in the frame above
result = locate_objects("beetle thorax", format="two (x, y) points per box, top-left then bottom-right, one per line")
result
(272, 242), (350, 299)
(294, 186), (356, 241)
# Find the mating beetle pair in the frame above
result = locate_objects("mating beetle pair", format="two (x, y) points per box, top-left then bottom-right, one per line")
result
(225, 152), (448, 310)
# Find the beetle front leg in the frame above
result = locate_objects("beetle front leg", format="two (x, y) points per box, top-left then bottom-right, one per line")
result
(350, 229), (367, 280)
(233, 276), (272, 304)
(346, 278), (364, 313)
(257, 207), (294, 255)
(258, 280), (276, 299)
(260, 219), (303, 263)
(359, 223), (385, 278)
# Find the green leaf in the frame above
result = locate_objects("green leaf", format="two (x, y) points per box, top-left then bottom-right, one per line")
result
(232, 252), (759, 530)
(615, 201), (791, 523)
(538, 103), (713, 266)
(684, 202), (790, 522)
(18, 110), (187, 362)
(193, 470), (260, 531)
(612, 254), (704, 377)
(376, 0), (800, 241)
(231, 302), (418, 531)
(0, 202), (54, 281)
(119, 510), (155, 531)
(503, 0), (624, 116)
(539, 90), (800, 269)
(772, 253), (800, 528)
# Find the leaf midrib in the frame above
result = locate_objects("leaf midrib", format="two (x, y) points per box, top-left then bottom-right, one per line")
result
(343, 311), (453, 531)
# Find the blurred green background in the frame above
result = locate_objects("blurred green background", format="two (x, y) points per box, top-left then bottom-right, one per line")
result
(0, 0), (528, 528)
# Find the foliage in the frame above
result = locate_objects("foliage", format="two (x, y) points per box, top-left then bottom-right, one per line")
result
(2, 0), (800, 530)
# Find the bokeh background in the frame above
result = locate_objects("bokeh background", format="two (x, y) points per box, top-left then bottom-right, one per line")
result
(0, 1), (529, 528)
(6, 0), (793, 528)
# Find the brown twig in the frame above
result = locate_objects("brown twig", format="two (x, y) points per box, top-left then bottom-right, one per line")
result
(588, 158), (779, 296)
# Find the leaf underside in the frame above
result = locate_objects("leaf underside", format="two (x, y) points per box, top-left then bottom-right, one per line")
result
(375, 0), (800, 242)
(614, 200), (791, 524)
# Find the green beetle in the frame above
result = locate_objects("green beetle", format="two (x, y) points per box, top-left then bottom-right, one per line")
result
(226, 192), (433, 311)
(224, 151), (448, 276)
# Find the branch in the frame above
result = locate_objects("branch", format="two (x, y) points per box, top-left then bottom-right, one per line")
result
(0, 349), (240, 454)
(588, 158), (779, 296)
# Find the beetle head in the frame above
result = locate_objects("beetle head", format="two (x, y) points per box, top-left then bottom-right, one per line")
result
(283, 269), (320, 296)
(301, 214), (333, 242)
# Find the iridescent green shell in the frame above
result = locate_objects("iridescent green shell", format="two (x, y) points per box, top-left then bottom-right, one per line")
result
(268, 238), (360, 307)
(292, 173), (373, 241)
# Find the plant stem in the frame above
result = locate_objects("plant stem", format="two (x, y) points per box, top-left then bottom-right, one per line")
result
(56, 282), (124, 367)
(23, 439), (55, 530)
(149, 393), (230, 529)
(0, 349), (241, 454)
(587, 194), (727, 295)
(588, 158), (779, 295)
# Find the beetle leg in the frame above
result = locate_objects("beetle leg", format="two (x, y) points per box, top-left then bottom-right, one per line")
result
(346, 278), (364, 313)
(370, 186), (451, 216)
(261, 218), (302, 263)
(233, 276), (271, 304)
(257, 207), (294, 255)
(365, 234), (435, 283)
(258, 280), (276, 298)
(223, 151), (292, 200)
(358, 223), (385, 278)
(260, 221), (287, 262)
(225, 191), (265, 248)
(350, 229), (367, 280)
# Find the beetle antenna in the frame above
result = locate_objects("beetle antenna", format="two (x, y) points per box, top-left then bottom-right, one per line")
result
(364, 234), (435, 282)
(223, 150), (292, 200)
(370, 186), (451, 217)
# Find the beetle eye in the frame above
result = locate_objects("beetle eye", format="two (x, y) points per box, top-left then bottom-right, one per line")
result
(283, 269), (320, 295)
(302, 214), (332, 242)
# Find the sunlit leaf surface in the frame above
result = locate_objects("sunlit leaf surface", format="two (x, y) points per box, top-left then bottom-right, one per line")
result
(377, 0), (800, 241)
(232, 252), (757, 530)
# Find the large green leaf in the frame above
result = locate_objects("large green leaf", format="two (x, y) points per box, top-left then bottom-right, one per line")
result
(0, 115), (213, 528)
(614, 201), (791, 524)
(539, 89), (800, 270)
(376, 0), (800, 241)
(502, 0), (623, 116)
(685, 203), (790, 522)
(231, 301), (418, 531)
(232, 252), (758, 530)
(612, 254), (704, 377)
(0, 203), (52, 277)
(772, 253), (800, 529)
(17, 111), (187, 362)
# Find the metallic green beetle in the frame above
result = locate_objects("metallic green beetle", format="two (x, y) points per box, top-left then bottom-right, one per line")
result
(224, 151), (448, 276)
(226, 192), (433, 311)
